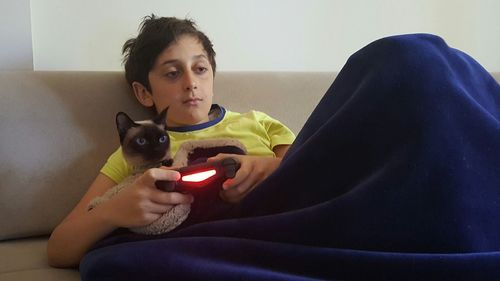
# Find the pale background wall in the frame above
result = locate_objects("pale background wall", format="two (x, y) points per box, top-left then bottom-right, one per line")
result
(0, 0), (32, 70)
(2, 0), (500, 72)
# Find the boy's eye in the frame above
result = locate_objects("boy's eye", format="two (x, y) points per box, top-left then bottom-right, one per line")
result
(165, 71), (180, 79)
(195, 67), (208, 74)
(159, 135), (167, 143)
(136, 138), (147, 145)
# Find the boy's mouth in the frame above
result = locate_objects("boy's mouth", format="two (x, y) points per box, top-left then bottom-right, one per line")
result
(183, 98), (202, 105)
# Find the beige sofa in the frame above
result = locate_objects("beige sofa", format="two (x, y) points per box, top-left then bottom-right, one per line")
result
(1, 70), (499, 280)
(0, 71), (336, 280)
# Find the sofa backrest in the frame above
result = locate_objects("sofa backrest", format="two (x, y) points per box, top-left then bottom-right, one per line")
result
(0, 71), (335, 240)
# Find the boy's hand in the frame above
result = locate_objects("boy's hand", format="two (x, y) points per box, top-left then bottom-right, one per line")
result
(208, 154), (281, 203)
(98, 167), (193, 228)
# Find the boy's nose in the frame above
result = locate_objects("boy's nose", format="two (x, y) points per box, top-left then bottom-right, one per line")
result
(184, 72), (198, 91)
(185, 82), (197, 91)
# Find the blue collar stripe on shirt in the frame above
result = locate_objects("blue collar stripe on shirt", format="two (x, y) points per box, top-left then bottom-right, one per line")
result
(166, 104), (226, 132)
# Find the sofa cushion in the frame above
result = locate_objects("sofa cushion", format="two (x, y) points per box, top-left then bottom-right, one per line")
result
(0, 71), (144, 240)
(0, 269), (79, 281)
(0, 237), (79, 281)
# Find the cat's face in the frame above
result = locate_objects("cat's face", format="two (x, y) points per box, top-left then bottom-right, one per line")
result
(116, 108), (171, 167)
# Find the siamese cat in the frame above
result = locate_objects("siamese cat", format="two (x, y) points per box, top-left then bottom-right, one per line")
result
(88, 108), (191, 235)
(116, 108), (173, 171)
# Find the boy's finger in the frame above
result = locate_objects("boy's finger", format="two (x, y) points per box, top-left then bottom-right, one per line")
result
(150, 190), (194, 205)
(139, 168), (181, 187)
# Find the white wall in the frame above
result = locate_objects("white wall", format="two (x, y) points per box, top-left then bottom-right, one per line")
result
(0, 0), (33, 70)
(29, 0), (500, 72)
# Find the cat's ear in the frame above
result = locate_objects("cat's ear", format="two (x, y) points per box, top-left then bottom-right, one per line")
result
(116, 112), (137, 144)
(153, 107), (168, 128)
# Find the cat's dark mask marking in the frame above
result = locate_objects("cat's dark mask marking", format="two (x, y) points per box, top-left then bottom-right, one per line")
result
(116, 108), (168, 144)
(115, 108), (172, 168)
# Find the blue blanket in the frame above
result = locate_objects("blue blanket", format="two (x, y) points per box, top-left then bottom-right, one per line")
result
(80, 34), (500, 280)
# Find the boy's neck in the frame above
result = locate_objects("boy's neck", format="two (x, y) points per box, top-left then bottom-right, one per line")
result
(208, 105), (222, 121)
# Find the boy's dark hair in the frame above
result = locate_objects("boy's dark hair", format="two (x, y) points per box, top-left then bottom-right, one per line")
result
(122, 15), (216, 91)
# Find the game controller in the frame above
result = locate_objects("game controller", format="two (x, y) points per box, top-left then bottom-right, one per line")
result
(155, 158), (241, 193)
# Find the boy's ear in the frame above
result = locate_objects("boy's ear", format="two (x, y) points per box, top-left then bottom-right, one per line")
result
(132, 81), (154, 107)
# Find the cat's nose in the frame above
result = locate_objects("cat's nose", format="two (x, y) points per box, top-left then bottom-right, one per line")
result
(154, 146), (168, 153)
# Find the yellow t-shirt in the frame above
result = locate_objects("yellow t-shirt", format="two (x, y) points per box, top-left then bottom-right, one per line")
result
(100, 105), (295, 183)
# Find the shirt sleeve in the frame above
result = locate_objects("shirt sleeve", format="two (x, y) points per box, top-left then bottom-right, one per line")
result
(99, 147), (132, 184)
(255, 111), (296, 148)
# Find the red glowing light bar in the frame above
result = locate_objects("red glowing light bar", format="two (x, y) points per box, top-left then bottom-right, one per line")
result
(181, 169), (217, 182)
(155, 158), (240, 193)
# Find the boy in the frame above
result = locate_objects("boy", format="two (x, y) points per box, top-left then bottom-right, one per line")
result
(47, 15), (295, 267)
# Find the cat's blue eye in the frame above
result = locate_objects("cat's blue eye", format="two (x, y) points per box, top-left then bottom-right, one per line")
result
(159, 135), (167, 143)
(136, 138), (147, 146)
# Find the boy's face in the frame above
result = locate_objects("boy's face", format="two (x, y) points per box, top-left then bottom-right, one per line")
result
(135, 35), (214, 127)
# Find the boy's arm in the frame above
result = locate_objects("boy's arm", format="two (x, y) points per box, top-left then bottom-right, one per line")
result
(211, 144), (291, 203)
(47, 169), (193, 268)
(273, 144), (291, 159)
(47, 174), (118, 268)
